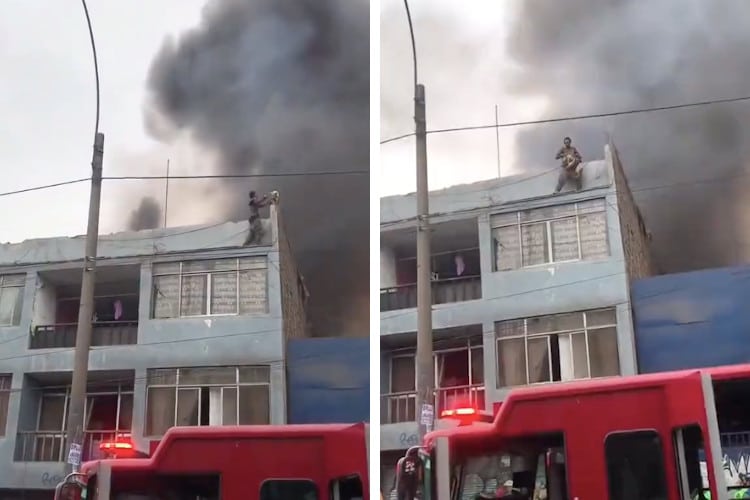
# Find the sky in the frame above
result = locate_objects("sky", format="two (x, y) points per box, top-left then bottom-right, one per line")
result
(379, 0), (546, 197)
(0, 0), (205, 243)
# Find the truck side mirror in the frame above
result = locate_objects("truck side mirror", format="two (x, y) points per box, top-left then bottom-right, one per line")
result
(54, 474), (86, 500)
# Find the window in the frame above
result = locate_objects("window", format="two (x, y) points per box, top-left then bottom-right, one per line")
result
(0, 274), (24, 326)
(151, 257), (268, 319)
(0, 375), (10, 436)
(491, 199), (609, 271)
(331, 475), (364, 500)
(145, 366), (271, 436)
(386, 337), (484, 423)
(261, 480), (318, 500)
(605, 431), (668, 500)
(496, 309), (620, 388)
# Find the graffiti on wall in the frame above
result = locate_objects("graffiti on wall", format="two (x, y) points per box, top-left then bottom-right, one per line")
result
(41, 472), (65, 487)
(699, 448), (750, 487)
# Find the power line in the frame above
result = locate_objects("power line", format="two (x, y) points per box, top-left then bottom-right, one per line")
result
(0, 178), (90, 197)
(103, 170), (368, 181)
(380, 94), (750, 145)
(0, 170), (369, 199)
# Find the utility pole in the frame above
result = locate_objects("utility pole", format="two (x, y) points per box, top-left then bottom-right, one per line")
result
(66, 132), (104, 473)
(414, 83), (434, 442)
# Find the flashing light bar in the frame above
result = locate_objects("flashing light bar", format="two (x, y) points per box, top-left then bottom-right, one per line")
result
(441, 407), (477, 418)
(99, 441), (134, 451)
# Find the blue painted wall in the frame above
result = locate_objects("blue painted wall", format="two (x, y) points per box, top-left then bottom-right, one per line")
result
(286, 338), (369, 424)
(632, 265), (750, 373)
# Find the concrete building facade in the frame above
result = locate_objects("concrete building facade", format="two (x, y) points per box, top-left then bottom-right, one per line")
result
(379, 144), (653, 493)
(0, 204), (307, 492)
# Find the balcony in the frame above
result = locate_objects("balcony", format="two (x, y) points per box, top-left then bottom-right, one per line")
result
(381, 384), (486, 424)
(30, 321), (138, 349)
(380, 275), (482, 312)
(15, 430), (127, 462)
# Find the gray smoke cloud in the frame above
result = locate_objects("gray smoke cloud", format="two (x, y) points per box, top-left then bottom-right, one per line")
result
(382, 0), (750, 273)
(134, 0), (370, 336)
(128, 197), (163, 231)
(504, 0), (750, 271)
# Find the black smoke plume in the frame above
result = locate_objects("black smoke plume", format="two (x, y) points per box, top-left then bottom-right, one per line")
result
(504, 0), (750, 271)
(382, 0), (750, 273)
(128, 197), (162, 231)
(135, 0), (370, 336)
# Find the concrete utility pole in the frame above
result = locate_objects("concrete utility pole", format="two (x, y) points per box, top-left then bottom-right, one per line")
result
(66, 132), (104, 473)
(414, 83), (434, 442)
(402, 0), (434, 442)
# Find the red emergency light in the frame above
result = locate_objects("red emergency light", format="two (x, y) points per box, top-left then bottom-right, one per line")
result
(99, 441), (134, 451)
(99, 439), (137, 459)
(440, 407), (477, 418)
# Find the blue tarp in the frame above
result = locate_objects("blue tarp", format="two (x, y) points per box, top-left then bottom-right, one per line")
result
(632, 265), (750, 373)
(286, 338), (370, 424)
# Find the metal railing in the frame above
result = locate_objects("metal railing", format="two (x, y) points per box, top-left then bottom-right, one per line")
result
(380, 275), (482, 312)
(30, 321), (138, 349)
(381, 384), (486, 424)
(14, 430), (127, 462)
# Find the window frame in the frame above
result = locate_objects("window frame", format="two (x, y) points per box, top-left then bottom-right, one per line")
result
(490, 199), (610, 271)
(0, 274), (25, 327)
(0, 374), (11, 436)
(144, 365), (272, 437)
(150, 257), (269, 319)
(259, 478), (319, 500)
(495, 309), (619, 389)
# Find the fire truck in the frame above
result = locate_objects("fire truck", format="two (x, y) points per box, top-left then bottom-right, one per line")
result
(55, 422), (369, 500)
(400, 364), (750, 500)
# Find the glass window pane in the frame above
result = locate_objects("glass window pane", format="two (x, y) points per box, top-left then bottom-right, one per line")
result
(493, 226), (521, 271)
(579, 213), (609, 260)
(490, 212), (518, 227)
(520, 204), (575, 223)
(1, 274), (25, 287)
(181, 275), (207, 316)
(605, 431), (667, 500)
(527, 337), (551, 384)
(176, 388), (200, 427)
(0, 287), (21, 326)
(222, 387), (237, 425)
(0, 379), (8, 437)
(495, 319), (525, 338)
(526, 313), (584, 335)
(38, 395), (66, 431)
(152, 262), (180, 275)
(210, 272), (237, 315)
(179, 367), (237, 386)
(238, 366), (270, 384)
(239, 386), (270, 425)
(589, 327), (620, 378)
(239, 270), (268, 315)
(146, 387), (175, 436)
(521, 223), (549, 266)
(148, 368), (177, 385)
(577, 198), (606, 214)
(239, 257), (267, 270)
(570, 332), (589, 379)
(470, 348), (484, 384)
(390, 356), (415, 392)
(497, 338), (526, 388)
(586, 308), (617, 327)
(260, 480), (318, 500)
(118, 394), (133, 430)
(551, 217), (579, 261)
(152, 275), (180, 319)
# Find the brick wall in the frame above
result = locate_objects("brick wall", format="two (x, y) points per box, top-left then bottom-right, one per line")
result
(276, 205), (309, 340)
(610, 143), (655, 280)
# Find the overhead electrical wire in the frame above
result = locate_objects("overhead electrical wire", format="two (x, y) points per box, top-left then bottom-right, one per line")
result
(380, 94), (750, 145)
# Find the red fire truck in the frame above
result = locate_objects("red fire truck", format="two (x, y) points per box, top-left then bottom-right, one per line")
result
(55, 422), (369, 500)
(403, 364), (750, 500)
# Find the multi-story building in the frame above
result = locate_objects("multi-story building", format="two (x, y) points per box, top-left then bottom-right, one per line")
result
(0, 203), (307, 492)
(379, 143), (654, 492)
